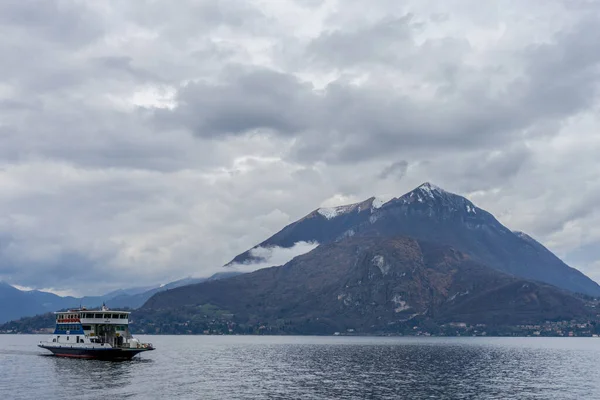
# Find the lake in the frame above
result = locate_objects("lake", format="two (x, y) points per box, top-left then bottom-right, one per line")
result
(1, 335), (599, 399)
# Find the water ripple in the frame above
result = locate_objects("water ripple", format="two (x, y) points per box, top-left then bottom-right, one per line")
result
(2, 336), (600, 399)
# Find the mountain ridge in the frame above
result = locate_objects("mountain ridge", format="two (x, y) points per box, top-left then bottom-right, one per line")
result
(228, 182), (600, 296)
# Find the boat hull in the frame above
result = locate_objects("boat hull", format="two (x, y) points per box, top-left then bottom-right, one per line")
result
(38, 344), (154, 360)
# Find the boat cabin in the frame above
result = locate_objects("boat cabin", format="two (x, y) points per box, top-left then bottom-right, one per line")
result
(50, 305), (141, 349)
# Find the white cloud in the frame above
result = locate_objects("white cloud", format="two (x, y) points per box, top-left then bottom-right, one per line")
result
(225, 241), (320, 274)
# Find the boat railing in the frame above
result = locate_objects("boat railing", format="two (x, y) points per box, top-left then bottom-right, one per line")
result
(113, 341), (153, 349)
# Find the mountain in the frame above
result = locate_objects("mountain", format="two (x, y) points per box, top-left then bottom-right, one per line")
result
(0, 282), (120, 323)
(0, 282), (49, 323)
(0, 271), (244, 324)
(228, 183), (600, 297)
(140, 237), (592, 334)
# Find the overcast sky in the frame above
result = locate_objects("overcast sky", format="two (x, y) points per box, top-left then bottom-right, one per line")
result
(1, 0), (600, 296)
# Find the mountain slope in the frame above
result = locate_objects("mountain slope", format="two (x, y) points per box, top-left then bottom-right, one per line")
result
(104, 272), (242, 309)
(228, 183), (600, 296)
(141, 237), (591, 334)
(228, 197), (383, 265)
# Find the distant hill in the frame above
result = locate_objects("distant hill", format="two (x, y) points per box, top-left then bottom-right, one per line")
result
(139, 237), (593, 335)
(229, 183), (600, 297)
(0, 271), (242, 323)
(0, 282), (49, 323)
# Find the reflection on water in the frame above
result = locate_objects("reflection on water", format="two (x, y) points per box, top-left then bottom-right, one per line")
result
(48, 355), (150, 392)
(1, 335), (600, 399)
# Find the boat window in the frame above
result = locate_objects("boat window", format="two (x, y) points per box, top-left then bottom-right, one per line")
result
(112, 314), (119, 319)
(95, 313), (102, 318)
(120, 314), (127, 319)
(66, 336), (69, 341)
(104, 314), (111, 319)
(52, 339), (56, 342)
(82, 325), (91, 330)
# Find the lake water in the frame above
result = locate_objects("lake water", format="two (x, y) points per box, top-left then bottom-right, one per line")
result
(1, 335), (599, 399)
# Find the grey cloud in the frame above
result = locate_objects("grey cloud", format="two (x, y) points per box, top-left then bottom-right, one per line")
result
(154, 67), (317, 137)
(429, 144), (533, 193)
(135, 0), (266, 29)
(518, 18), (600, 119)
(91, 56), (164, 83)
(165, 12), (600, 167)
(0, 250), (112, 292)
(530, 188), (600, 236)
(378, 161), (408, 180)
(0, 0), (104, 47)
(307, 15), (415, 66)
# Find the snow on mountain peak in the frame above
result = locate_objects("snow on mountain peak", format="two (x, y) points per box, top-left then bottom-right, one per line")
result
(372, 197), (386, 209)
(417, 182), (445, 197)
(317, 202), (360, 219)
(315, 185), (462, 221)
(316, 197), (389, 220)
(317, 207), (343, 219)
(396, 182), (483, 216)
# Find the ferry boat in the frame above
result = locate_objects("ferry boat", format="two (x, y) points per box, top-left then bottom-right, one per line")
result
(38, 305), (154, 360)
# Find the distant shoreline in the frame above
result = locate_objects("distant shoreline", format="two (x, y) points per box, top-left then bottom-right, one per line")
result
(3, 332), (599, 338)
